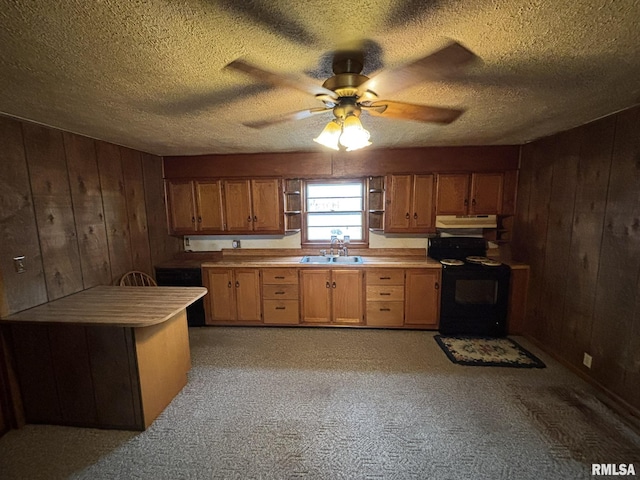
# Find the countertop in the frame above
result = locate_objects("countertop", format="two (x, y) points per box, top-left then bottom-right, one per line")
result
(200, 256), (443, 269)
(0, 286), (208, 327)
(155, 249), (529, 270)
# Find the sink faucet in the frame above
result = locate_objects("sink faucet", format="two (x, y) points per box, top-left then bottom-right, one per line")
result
(330, 235), (338, 256)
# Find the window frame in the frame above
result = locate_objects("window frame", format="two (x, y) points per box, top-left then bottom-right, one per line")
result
(301, 178), (369, 248)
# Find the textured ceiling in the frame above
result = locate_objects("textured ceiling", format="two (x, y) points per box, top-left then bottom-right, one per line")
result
(1, 0), (640, 156)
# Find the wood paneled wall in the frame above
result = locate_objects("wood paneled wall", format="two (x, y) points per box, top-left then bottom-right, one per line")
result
(0, 116), (182, 314)
(0, 116), (182, 434)
(512, 105), (640, 413)
(163, 145), (520, 179)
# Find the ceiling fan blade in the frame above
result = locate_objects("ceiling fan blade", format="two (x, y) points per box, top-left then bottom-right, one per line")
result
(365, 101), (464, 124)
(225, 59), (338, 101)
(356, 41), (478, 98)
(243, 107), (333, 129)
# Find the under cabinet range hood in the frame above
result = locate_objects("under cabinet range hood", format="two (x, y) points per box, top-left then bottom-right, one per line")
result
(435, 214), (498, 229)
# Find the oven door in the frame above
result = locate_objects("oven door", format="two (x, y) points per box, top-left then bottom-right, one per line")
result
(439, 266), (510, 336)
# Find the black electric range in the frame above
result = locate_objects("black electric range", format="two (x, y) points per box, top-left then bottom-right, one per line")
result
(428, 237), (510, 336)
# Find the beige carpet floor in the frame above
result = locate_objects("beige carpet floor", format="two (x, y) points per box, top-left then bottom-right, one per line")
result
(0, 327), (638, 479)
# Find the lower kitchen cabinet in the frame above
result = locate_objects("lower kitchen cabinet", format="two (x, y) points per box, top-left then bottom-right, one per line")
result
(405, 269), (441, 328)
(201, 265), (442, 329)
(262, 268), (299, 325)
(203, 268), (261, 323)
(365, 269), (405, 327)
(300, 269), (364, 325)
(507, 266), (529, 335)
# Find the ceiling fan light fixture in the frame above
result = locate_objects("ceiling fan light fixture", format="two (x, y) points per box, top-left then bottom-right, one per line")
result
(313, 119), (341, 150)
(339, 114), (371, 151)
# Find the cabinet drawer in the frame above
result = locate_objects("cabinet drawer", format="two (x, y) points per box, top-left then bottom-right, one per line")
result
(366, 269), (404, 285)
(262, 268), (298, 284)
(366, 285), (404, 301)
(263, 300), (299, 324)
(262, 284), (299, 300)
(366, 302), (404, 326)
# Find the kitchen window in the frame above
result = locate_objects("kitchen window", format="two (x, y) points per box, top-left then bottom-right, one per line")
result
(302, 179), (367, 246)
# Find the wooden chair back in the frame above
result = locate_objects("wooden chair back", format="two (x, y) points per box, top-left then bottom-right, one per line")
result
(119, 271), (158, 287)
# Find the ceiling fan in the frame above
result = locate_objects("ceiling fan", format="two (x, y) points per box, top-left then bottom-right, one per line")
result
(224, 41), (478, 151)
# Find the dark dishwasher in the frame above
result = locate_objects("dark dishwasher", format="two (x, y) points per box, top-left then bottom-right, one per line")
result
(155, 267), (206, 327)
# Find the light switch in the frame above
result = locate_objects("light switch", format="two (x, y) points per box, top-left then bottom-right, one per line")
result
(13, 256), (26, 274)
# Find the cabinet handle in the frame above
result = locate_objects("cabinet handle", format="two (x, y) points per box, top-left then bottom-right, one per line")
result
(275, 291), (285, 295)
(379, 292), (391, 296)
(197, 216), (202, 223)
(414, 212), (418, 219)
(435, 282), (439, 290)
(275, 306), (286, 310)
(326, 282), (330, 288)
(275, 276), (285, 279)
(380, 308), (391, 312)
(405, 212), (410, 219)
(464, 199), (468, 206)
(379, 276), (391, 280)
(235, 281), (240, 288)
(332, 281), (336, 289)
(191, 216), (196, 224)
(472, 199), (476, 206)
(247, 216), (252, 223)
(253, 215), (257, 222)
(227, 281), (232, 288)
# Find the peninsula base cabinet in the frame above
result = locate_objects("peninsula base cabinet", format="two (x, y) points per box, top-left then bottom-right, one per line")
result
(300, 269), (364, 325)
(203, 268), (261, 323)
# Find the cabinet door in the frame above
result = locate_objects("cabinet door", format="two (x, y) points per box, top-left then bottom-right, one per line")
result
(251, 179), (283, 232)
(470, 173), (503, 214)
(204, 269), (236, 322)
(385, 174), (412, 231)
(234, 269), (262, 322)
(436, 174), (469, 215)
(224, 180), (253, 232)
(195, 180), (225, 232)
(332, 270), (363, 324)
(300, 269), (331, 323)
(167, 181), (196, 234)
(405, 269), (440, 327)
(411, 174), (435, 230)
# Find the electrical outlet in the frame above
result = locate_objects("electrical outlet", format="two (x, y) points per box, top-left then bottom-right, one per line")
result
(13, 256), (26, 274)
(583, 353), (593, 369)
(232, 239), (241, 249)
(185, 237), (190, 247)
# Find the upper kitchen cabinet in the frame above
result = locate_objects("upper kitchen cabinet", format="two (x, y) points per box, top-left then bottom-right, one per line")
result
(436, 173), (504, 215)
(167, 178), (284, 235)
(166, 180), (224, 235)
(224, 178), (283, 234)
(385, 174), (435, 233)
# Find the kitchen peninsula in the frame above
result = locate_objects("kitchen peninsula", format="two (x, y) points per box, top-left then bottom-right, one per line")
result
(1, 286), (207, 431)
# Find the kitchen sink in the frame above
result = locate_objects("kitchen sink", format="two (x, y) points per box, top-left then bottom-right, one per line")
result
(299, 255), (363, 264)
(299, 255), (334, 264)
(331, 256), (363, 264)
